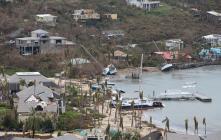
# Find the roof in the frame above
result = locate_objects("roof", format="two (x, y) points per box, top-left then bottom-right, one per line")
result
(207, 11), (221, 16)
(49, 36), (66, 40)
(70, 58), (90, 65)
(48, 134), (81, 140)
(16, 84), (60, 113)
(163, 132), (201, 140)
(31, 29), (49, 34)
(36, 14), (57, 18)
(204, 131), (221, 140)
(16, 37), (39, 41)
(166, 39), (183, 43)
(114, 50), (127, 57)
(203, 34), (221, 39)
(8, 72), (51, 84)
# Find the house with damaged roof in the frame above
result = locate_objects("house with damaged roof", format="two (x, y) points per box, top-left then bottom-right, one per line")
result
(14, 84), (65, 121)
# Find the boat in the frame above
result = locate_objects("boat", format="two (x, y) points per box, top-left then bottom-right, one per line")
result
(102, 64), (117, 75)
(153, 40), (173, 72)
(111, 96), (164, 109)
(161, 63), (173, 71)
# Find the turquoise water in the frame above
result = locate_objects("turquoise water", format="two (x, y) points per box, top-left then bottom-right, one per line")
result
(111, 65), (221, 134)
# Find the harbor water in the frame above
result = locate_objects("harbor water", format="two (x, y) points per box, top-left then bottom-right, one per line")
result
(111, 65), (221, 135)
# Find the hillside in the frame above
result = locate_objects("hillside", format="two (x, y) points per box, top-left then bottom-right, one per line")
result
(0, 0), (221, 76)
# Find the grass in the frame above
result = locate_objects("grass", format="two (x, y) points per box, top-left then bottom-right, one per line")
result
(147, 3), (173, 16)
(4, 67), (30, 75)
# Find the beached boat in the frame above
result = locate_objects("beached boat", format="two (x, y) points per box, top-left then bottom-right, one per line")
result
(161, 63), (173, 71)
(111, 97), (164, 109)
(102, 64), (117, 75)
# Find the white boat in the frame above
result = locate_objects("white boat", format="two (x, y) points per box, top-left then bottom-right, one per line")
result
(102, 64), (117, 75)
(111, 96), (164, 109)
(161, 63), (173, 71)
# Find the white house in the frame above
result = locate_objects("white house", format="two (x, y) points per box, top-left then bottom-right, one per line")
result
(126, 0), (160, 11)
(165, 39), (184, 51)
(36, 14), (57, 26)
(202, 34), (221, 47)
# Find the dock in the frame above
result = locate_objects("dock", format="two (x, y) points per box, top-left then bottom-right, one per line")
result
(194, 93), (212, 102)
(152, 92), (212, 103)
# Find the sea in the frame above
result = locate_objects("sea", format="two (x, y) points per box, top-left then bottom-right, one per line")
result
(110, 65), (221, 135)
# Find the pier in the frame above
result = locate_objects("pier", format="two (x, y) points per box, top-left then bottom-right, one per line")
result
(152, 93), (212, 103)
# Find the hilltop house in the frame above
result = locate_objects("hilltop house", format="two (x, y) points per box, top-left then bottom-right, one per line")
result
(206, 11), (221, 24)
(15, 84), (65, 121)
(16, 29), (74, 55)
(8, 72), (55, 94)
(72, 9), (100, 21)
(126, 0), (160, 11)
(202, 34), (221, 47)
(165, 39), (184, 51)
(36, 14), (57, 26)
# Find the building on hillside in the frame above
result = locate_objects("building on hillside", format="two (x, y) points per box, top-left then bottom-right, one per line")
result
(103, 14), (118, 20)
(199, 47), (221, 60)
(8, 72), (55, 93)
(202, 34), (221, 47)
(72, 9), (100, 21)
(15, 84), (65, 121)
(113, 50), (128, 61)
(206, 11), (221, 24)
(126, 0), (160, 11)
(165, 39), (184, 51)
(16, 29), (74, 55)
(102, 30), (125, 39)
(36, 14), (57, 26)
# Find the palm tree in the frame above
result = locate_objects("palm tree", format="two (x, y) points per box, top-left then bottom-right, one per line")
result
(203, 117), (206, 136)
(131, 100), (135, 127)
(31, 108), (36, 138)
(0, 65), (12, 108)
(162, 117), (169, 137)
(194, 116), (198, 134)
(185, 119), (188, 134)
(105, 123), (111, 140)
(139, 91), (143, 100)
(119, 116), (124, 131)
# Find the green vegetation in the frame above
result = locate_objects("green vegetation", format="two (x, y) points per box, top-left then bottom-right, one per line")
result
(57, 111), (83, 130)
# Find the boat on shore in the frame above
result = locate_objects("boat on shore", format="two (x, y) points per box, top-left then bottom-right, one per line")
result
(102, 64), (117, 75)
(161, 63), (173, 71)
(111, 96), (164, 109)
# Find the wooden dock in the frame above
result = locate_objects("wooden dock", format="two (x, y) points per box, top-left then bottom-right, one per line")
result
(194, 93), (212, 102)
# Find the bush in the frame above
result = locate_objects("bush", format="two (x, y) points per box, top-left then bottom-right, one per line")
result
(57, 111), (83, 130)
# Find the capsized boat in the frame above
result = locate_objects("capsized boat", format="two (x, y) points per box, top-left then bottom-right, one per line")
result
(161, 63), (173, 71)
(111, 96), (164, 109)
(102, 64), (117, 75)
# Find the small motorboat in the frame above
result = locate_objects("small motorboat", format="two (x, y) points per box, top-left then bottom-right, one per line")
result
(102, 64), (117, 75)
(161, 63), (173, 72)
